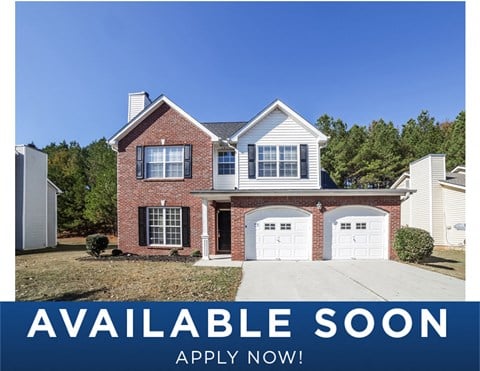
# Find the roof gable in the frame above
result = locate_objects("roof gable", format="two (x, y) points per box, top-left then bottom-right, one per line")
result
(108, 95), (218, 149)
(201, 122), (247, 139)
(231, 100), (328, 143)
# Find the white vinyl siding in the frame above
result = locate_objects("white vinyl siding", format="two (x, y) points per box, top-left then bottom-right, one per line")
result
(430, 156), (446, 245)
(145, 146), (184, 179)
(396, 177), (412, 226)
(441, 186), (465, 246)
(238, 109), (320, 189)
(409, 156), (432, 235)
(20, 146), (48, 250)
(213, 147), (236, 190)
(47, 183), (58, 247)
(147, 207), (182, 246)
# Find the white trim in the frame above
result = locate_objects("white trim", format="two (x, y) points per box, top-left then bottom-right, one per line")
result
(438, 181), (466, 191)
(47, 178), (63, 194)
(450, 165), (465, 174)
(428, 156), (433, 235)
(390, 172), (410, 189)
(109, 95), (218, 149)
(231, 100), (328, 143)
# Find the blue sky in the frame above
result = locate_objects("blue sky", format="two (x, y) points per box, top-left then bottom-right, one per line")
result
(15, 2), (465, 148)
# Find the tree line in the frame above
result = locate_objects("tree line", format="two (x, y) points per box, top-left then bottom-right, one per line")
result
(317, 110), (465, 188)
(40, 110), (464, 236)
(42, 138), (117, 236)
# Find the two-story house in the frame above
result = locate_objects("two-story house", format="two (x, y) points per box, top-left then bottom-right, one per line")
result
(109, 92), (407, 261)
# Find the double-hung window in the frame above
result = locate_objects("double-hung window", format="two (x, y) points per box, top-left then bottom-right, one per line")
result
(218, 151), (235, 175)
(148, 207), (182, 246)
(258, 145), (298, 178)
(258, 145), (278, 177)
(145, 146), (184, 179)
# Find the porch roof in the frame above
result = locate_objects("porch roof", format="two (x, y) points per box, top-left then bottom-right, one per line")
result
(190, 188), (413, 201)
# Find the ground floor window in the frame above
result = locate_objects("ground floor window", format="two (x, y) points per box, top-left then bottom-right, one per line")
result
(147, 207), (182, 246)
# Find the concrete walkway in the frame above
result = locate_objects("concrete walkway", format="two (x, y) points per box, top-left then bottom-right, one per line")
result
(234, 260), (465, 301)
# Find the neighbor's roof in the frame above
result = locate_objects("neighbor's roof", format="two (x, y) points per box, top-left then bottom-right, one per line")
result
(441, 172), (465, 188)
(201, 122), (248, 139)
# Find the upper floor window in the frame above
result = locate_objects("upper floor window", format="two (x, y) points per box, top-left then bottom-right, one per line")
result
(258, 145), (298, 178)
(145, 146), (184, 179)
(218, 151), (235, 175)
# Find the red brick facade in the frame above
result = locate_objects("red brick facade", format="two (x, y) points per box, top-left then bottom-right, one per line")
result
(114, 101), (401, 260)
(116, 103), (216, 255)
(230, 196), (400, 261)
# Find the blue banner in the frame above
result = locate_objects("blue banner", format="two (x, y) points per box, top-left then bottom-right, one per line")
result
(1, 302), (478, 371)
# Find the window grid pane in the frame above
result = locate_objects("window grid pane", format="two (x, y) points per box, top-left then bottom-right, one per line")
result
(148, 207), (182, 246)
(145, 146), (184, 179)
(218, 151), (235, 175)
(148, 208), (164, 245)
(258, 162), (277, 177)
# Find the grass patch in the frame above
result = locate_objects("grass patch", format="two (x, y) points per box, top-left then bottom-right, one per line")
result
(16, 247), (242, 301)
(409, 247), (465, 280)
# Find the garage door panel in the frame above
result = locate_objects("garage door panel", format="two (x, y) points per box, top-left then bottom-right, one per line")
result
(325, 206), (388, 260)
(245, 207), (312, 261)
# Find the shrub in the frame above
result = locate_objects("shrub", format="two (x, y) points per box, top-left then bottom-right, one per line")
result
(111, 248), (123, 257)
(168, 248), (179, 257)
(86, 234), (109, 257)
(393, 227), (434, 262)
(190, 249), (202, 258)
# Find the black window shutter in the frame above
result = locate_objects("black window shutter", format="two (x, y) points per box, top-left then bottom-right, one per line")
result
(248, 144), (256, 179)
(181, 207), (190, 247)
(184, 145), (192, 179)
(300, 144), (308, 179)
(136, 146), (144, 179)
(138, 207), (147, 246)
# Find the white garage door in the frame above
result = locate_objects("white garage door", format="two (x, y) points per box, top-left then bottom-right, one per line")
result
(245, 207), (312, 260)
(324, 206), (388, 260)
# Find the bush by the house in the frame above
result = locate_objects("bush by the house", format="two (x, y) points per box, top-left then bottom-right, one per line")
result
(111, 248), (123, 256)
(393, 227), (434, 262)
(190, 249), (202, 258)
(168, 248), (179, 257)
(86, 234), (109, 257)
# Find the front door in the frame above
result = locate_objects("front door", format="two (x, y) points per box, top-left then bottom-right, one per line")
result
(217, 210), (231, 253)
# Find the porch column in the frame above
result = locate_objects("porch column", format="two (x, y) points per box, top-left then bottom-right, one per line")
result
(201, 198), (210, 260)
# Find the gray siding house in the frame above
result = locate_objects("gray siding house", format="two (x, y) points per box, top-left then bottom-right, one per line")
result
(15, 145), (62, 250)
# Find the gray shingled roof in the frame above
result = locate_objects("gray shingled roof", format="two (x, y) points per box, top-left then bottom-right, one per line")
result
(443, 172), (465, 187)
(201, 122), (248, 139)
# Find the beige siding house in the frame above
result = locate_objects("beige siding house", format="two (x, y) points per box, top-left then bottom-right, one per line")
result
(391, 154), (465, 246)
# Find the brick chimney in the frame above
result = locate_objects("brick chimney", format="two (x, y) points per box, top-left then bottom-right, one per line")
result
(128, 92), (151, 121)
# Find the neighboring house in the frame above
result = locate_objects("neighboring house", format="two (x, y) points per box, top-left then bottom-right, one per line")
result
(391, 154), (465, 246)
(15, 145), (62, 250)
(109, 92), (408, 261)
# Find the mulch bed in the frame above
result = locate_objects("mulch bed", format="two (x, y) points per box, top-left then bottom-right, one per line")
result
(77, 254), (201, 263)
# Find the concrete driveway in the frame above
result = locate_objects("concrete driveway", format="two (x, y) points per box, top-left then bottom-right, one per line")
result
(235, 260), (465, 301)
